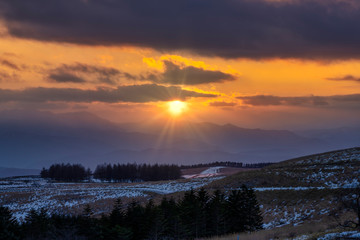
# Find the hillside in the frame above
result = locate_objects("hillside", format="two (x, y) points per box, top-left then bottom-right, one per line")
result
(1, 148), (360, 239)
(210, 147), (360, 189)
(0, 167), (40, 178)
(206, 147), (360, 239)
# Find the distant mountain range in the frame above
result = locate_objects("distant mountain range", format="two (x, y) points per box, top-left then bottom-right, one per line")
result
(0, 110), (358, 170)
(296, 127), (360, 149)
(0, 167), (40, 178)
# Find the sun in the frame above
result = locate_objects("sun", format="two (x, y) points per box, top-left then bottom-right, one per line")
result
(167, 100), (187, 116)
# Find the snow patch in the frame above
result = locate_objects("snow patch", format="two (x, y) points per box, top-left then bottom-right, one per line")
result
(183, 166), (225, 179)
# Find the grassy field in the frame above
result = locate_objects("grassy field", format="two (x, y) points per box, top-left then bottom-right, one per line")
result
(208, 147), (360, 189)
(201, 147), (360, 239)
(197, 223), (358, 240)
(0, 176), (222, 221)
(1, 147), (360, 239)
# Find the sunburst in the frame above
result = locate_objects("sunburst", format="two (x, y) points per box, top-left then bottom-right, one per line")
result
(167, 100), (187, 116)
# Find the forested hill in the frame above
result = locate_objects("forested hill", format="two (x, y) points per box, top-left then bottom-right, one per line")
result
(209, 147), (360, 189)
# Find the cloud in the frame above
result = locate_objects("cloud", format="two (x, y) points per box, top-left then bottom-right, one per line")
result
(148, 61), (236, 85)
(0, 71), (11, 81)
(72, 104), (88, 110)
(209, 101), (237, 107)
(47, 63), (135, 84)
(11, 102), (69, 110)
(237, 94), (360, 107)
(0, 70), (18, 82)
(48, 72), (86, 83)
(1, 0), (360, 59)
(0, 58), (20, 70)
(0, 84), (216, 103)
(326, 75), (360, 82)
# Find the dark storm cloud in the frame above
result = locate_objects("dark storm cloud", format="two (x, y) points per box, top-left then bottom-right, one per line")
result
(326, 75), (360, 82)
(48, 63), (136, 84)
(209, 101), (237, 107)
(1, 0), (360, 59)
(48, 72), (86, 83)
(147, 61), (236, 85)
(58, 63), (121, 77)
(0, 84), (216, 103)
(237, 94), (360, 107)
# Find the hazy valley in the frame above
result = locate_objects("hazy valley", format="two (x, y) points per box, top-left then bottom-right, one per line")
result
(0, 110), (358, 172)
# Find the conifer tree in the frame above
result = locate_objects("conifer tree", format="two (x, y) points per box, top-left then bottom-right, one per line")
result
(0, 206), (19, 240)
(207, 190), (226, 236)
(179, 189), (202, 238)
(160, 197), (183, 239)
(224, 190), (246, 233)
(144, 199), (166, 240)
(24, 209), (50, 238)
(125, 200), (146, 240)
(241, 185), (263, 231)
(197, 188), (210, 237)
(110, 198), (124, 226)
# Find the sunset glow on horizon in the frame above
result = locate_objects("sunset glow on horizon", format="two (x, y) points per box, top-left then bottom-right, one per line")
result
(167, 101), (188, 117)
(1, 2), (360, 234)
(0, 0), (359, 130)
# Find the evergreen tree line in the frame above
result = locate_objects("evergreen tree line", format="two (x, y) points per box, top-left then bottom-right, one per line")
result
(93, 163), (181, 182)
(40, 162), (271, 182)
(181, 161), (274, 169)
(0, 186), (263, 240)
(181, 161), (244, 169)
(41, 163), (181, 182)
(243, 162), (274, 168)
(40, 163), (91, 182)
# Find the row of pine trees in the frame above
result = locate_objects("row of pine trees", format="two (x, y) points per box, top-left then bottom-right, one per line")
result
(40, 163), (181, 182)
(181, 161), (273, 169)
(40, 162), (270, 182)
(1, 187), (263, 240)
(93, 163), (181, 182)
(40, 163), (91, 182)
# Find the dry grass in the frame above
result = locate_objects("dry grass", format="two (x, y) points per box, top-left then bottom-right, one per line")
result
(207, 147), (360, 190)
(203, 149), (360, 238)
(197, 220), (337, 240)
(0, 192), (32, 204)
(181, 167), (255, 177)
(2, 147), (359, 236)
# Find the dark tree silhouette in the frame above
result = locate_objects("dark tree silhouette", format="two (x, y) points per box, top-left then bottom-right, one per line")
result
(94, 163), (181, 182)
(1, 187), (263, 239)
(240, 185), (263, 231)
(0, 206), (19, 240)
(207, 190), (227, 236)
(41, 163), (90, 182)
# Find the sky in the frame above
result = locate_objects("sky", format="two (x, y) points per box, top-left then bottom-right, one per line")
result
(0, 0), (359, 130)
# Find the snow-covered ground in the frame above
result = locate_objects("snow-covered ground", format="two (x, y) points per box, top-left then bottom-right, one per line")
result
(317, 231), (360, 240)
(263, 148), (360, 189)
(249, 148), (360, 231)
(297, 148), (360, 165)
(0, 176), (222, 221)
(182, 166), (225, 179)
(2, 148), (359, 230)
(262, 204), (330, 229)
(254, 184), (359, 191)
(291, 231), (360, 240)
